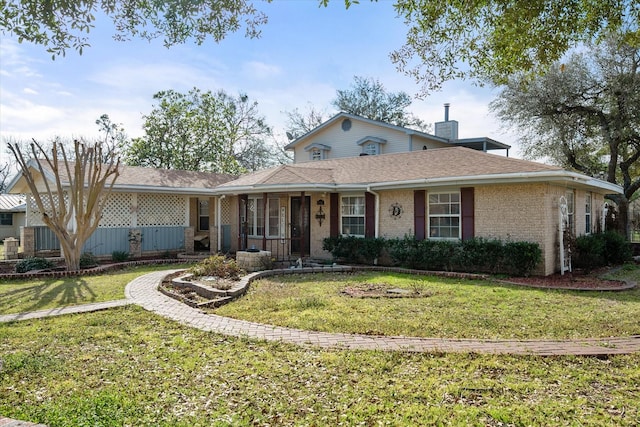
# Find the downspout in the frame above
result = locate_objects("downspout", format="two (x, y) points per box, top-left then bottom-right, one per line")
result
(366, 186), (380, 238)
(217, 195), (226, 252)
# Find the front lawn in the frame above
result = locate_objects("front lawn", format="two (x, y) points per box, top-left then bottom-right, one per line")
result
(0, 264), (190, 315)
(214, 270), (640, 340)
(1, 307), (638, 426)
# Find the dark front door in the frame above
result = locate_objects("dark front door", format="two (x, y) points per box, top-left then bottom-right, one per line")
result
(291, 196), (310, 256)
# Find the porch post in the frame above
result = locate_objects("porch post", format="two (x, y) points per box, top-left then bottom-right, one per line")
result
(262, 193), (267, 251)
(300, 191), (306, 258)
(238, 195), (248, 251)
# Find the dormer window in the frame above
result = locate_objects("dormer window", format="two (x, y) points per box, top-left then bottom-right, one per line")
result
(364, 143), (378, 155)
(356, 136), (386, 156)
(304, 143), (331, 161)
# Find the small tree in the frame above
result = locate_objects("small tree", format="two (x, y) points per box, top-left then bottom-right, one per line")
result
(8, 139), (120, 271)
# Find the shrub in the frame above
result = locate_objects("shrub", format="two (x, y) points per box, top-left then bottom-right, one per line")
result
(111, 251), (130, 262)
(322, 235), (385, 265)
(503, 241), (542, 276)
(80, 252), (98, 269)
(574, 231), (631, 271)
(188, 255), (243, 279)
(15, 257), (55, 273)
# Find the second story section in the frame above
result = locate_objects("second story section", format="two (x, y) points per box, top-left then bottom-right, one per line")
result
(285, 108), (510, 164)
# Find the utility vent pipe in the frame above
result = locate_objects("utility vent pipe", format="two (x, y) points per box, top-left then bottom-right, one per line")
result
(444, 103), (450, 122)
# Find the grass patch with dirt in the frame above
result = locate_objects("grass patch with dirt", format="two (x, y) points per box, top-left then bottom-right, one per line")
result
(0, 263), (190, 315)
(1, 306), (638, 426)
(214, 270), (640, 340)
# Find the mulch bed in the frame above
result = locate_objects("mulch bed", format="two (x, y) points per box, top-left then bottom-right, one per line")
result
(502, 268), (633, 290)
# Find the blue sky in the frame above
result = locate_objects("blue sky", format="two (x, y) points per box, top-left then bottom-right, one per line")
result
(0, 0), (519, 167)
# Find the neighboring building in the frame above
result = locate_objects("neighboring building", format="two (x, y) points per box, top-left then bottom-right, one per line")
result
(0, 194), (26, 240)
(6, 163), (236, 257)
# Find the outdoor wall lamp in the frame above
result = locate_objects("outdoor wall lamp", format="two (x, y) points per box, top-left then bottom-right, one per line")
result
(315, 206), (326, 226)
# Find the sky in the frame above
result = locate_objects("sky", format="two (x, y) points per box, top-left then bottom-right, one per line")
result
(0, 0), (521, 169)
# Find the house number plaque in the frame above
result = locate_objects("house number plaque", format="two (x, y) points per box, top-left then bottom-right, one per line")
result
(389, 203), (403, 219)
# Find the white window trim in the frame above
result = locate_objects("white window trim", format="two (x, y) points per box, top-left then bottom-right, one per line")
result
(247, 196), (280, 238)
(340, 194), (365, 237)
(428, 191), (461, 240)
(585, 193), (592, 235)
(363, 143), (378, 156)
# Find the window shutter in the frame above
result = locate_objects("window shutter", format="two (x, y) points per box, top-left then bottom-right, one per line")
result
(414, 190), (426, 240)
(365, 192), (376, 237)
(330, 193), (339, 237)
(461, 187), (475, 240)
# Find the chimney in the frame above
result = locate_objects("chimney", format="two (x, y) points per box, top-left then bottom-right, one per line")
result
(434, 103), (459, 141)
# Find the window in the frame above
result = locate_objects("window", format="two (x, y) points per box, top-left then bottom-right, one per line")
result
(198, 199), (209, 231)
(341, 196), (365, 236)
(566, 191), (575, 233)
(585, 193), (592, 234)
(363, 143), (378, 156)
(0, 213), (12, 226)
(428, 192), (460, 239)
(311, 149), (322, 161)
(247, 197), (280, 237)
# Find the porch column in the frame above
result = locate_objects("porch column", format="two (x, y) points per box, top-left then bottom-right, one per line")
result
(262, 192), (268, 251)
(238, 195), (248, 251)
(300, 191), (306, 258)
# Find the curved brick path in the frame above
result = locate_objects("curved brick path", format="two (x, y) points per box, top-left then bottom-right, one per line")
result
(2, 269), (639, 356)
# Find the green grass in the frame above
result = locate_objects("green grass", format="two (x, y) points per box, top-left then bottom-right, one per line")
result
(0, 264), (190, 315)
(214, 270), (640, 340)
(1, 307), (639, 426)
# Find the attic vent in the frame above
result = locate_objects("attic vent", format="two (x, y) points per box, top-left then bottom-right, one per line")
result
(341, 119), (352, 131)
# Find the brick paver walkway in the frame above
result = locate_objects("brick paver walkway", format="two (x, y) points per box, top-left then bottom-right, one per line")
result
(2, 270), (639, 356)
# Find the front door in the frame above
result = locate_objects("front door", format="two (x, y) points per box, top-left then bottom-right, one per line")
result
(290, 196), (310, 256)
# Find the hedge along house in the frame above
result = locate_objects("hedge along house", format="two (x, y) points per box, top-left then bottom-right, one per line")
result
(215, 111), (621, 276)
(6, 161), (236, 258)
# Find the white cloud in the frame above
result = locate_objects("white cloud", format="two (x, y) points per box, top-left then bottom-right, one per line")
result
(23, 88), (38, 95)
(242, 61), (282, 79)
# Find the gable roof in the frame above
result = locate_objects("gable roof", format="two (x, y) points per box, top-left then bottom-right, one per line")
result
(0, 194), (26, 212)
(6, 161), (237, 196)
(284, 112), (449, 150)
(217, 147), (621, 194)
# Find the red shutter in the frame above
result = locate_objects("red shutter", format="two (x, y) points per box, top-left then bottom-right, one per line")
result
(365, 192), (376, 237)
(461, 187), (475, 240)
(330, 193), (339, 237)
(414, 190), (426, 240)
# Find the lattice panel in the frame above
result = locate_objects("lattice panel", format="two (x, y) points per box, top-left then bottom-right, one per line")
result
(138, 194), (186, 226)
(101, 192), (132, 227)
(27, 192), (67, 226)
(220, 197), (232, 224)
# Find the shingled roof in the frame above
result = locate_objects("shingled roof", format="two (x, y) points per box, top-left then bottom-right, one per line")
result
(7, 162), (237, 195)
(217, 147), (620, 194)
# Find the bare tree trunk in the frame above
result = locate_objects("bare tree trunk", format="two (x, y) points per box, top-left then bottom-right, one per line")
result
(8, 139), (119, 271)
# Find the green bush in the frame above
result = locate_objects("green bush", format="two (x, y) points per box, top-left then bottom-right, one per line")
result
(322, 235), (385, 265)
(80, 252), (98, 269)
(15, 256), (55, 273)
(111, 251), (130, 262)
(503, 241), (542, 276)
(188, 255), (243, 279)
(574, 231), (631, 271)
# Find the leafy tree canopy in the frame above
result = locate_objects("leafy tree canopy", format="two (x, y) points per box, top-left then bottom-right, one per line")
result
(0, 0), (268, 57)
(380, 0), (639, 94)
(491, 33), (640, 235)
(332, 76), (430, 131)
(123, 88), (275, 174)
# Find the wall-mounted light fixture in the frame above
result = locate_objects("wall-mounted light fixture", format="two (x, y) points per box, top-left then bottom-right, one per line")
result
(315, 206), (326, 226)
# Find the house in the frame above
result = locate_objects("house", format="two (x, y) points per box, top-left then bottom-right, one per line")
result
(212, 111), (620, 275)
(285, 110), (510, 163)
(7, 110), (622, 275)
(0, 194), (26, 241)
(6, 163), (236, 258)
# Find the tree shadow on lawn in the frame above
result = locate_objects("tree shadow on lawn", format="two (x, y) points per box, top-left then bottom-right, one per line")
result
(0, 278), (97, 314)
